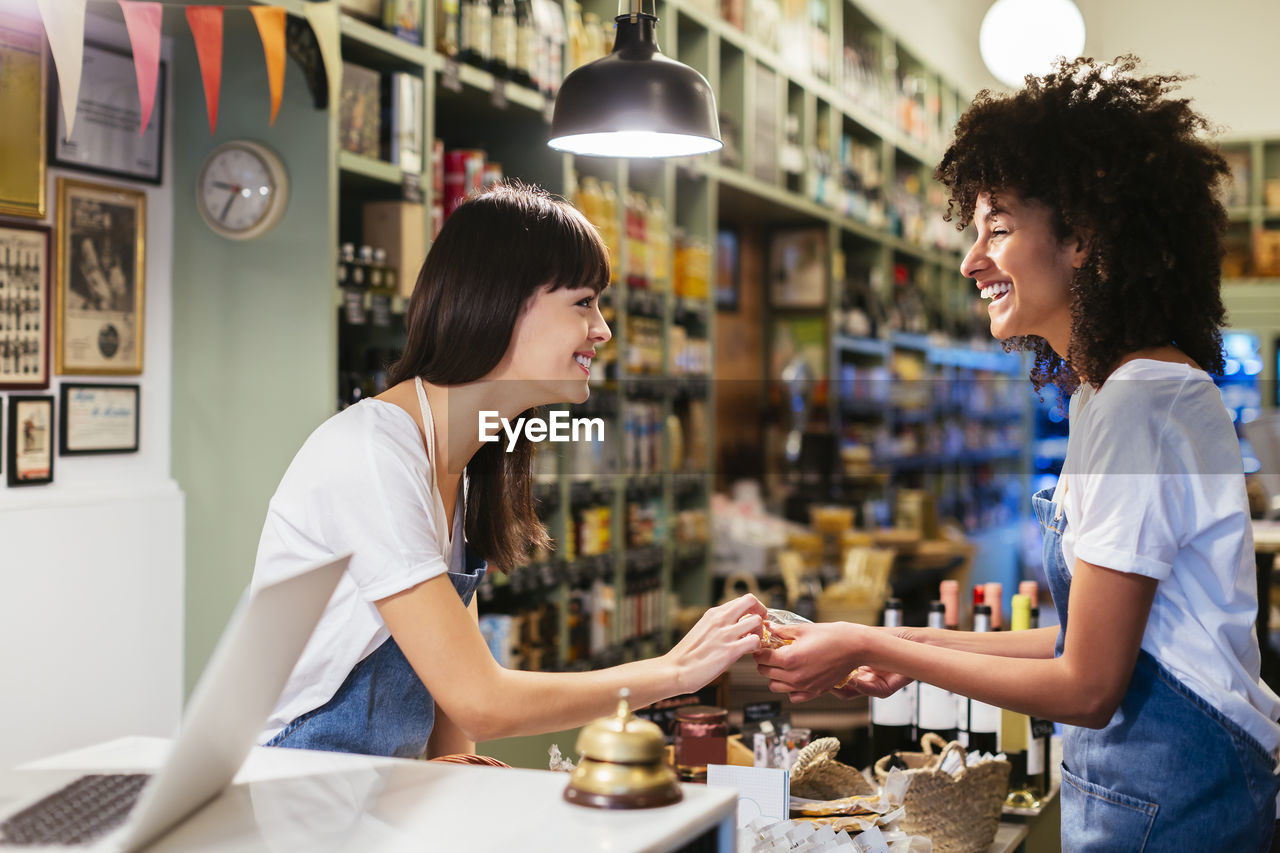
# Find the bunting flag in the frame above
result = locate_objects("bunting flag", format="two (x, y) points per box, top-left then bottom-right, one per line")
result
(185, 5), (223, 134)
(303, 0), (342, 108)
(117, 1), (163, 134)
(249, 5), (286, 125)
(36, 0), (87, 139)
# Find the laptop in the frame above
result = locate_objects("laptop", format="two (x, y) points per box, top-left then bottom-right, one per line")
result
(0, 554), (350, 851)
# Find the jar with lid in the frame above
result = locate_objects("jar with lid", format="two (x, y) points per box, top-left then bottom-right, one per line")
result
(674, 705), (728, 782)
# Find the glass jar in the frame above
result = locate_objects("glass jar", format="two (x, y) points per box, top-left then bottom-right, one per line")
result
(674, 705), (728, 782)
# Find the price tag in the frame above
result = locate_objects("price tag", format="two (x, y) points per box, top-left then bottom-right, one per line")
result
(491, 79), (508, 110)
(441, 58), (462, 93)
(400, 170), (424, 203)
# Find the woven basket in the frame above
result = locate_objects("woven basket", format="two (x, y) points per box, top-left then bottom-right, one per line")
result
(789, 737), (877, 800)
(872, 733), (1010, 853)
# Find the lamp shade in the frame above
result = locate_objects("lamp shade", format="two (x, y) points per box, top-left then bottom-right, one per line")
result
(979, 0), (1086, 88)
(549, 14), (722, 158)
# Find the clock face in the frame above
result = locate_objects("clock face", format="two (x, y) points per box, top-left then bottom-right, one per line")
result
(196, 141), (288, 240)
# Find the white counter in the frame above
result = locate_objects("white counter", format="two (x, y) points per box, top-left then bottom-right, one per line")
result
(1, 738), (737, 852)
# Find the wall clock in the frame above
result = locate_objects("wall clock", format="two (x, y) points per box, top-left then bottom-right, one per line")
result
(196, 140), (289, 240)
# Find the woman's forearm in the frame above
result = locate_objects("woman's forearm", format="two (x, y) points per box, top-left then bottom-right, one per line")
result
(861, 627), (1113, 727)
(911, 625), (1058, 659)
(479, 656), (682, 741)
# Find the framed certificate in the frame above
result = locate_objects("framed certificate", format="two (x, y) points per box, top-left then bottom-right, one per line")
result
(59, 382), (139, 454)
(49, 42), (165, 185)
(0, 221), (51, 389)
(56, 178), (146, 375)
(7, 394), (54, 486)
(0, 12), (48, 218)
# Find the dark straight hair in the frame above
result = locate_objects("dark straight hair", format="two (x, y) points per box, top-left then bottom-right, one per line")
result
(387, 181), (610, 571)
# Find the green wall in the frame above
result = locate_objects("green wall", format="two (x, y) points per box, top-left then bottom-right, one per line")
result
(171, 12), (337, 692)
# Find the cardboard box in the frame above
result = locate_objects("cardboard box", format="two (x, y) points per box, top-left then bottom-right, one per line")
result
(1254, 229), (1280, 278)
(364, 201), (426, 299)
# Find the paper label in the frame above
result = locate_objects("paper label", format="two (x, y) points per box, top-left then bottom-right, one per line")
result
(917, 684), (957, 729)
(870, 683), (914, 727)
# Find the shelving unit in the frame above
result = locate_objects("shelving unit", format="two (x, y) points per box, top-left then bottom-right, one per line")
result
(1220, 137), (1280, 281)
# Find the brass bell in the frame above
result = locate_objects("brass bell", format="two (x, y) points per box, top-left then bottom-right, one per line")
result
(563, 689), (683, 809)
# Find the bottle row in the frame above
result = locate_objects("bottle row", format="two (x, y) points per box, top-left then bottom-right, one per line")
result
(870, 588), (1054, 807)
(440, 0), (563, 94)
(477, 564), (676, 669)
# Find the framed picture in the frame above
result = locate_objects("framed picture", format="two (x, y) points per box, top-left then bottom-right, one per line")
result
(59, 382), (139, 455)
(0, 12), (48, 218)
(7, 394), (53, 486)
(56, 178), (146, 375)
(715, 229), (739, 312)
(769, 227), (828, 308)
(0, 221), (51, 389)
(769, 314), (827, 380)
(49, 42), (166, 185)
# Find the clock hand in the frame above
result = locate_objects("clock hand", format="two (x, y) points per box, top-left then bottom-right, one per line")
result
(220, 190), (237, 222)
(211, 180), (235, 191)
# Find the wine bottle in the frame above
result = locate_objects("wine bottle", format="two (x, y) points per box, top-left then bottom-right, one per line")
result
(490, 0), (516, 79)
(869, 598), (917, 765)
(916, 601), (958, 744)
(939, 579), (959, 630)
(966, 603), (1000, 755)
(1003, 593), (1045, 808)
(513, 0), (535, 88)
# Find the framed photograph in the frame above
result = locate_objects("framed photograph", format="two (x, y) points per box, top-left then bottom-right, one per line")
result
(769, 227), (828, 308)
(0, 12), (48, 218)
(56, 178), (146, 375)
(0, 221), (51, 389)
(7, 394), (53, 486)
(769, 314), (827, 380)
(59, 382), (139, 455)
(49, 42), (166, 185)
(715, 229), (739, 312)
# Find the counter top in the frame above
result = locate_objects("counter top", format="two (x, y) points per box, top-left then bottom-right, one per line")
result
(2, 737), (737, 852)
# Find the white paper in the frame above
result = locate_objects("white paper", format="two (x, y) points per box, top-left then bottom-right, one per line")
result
(706, 764), (790, 828)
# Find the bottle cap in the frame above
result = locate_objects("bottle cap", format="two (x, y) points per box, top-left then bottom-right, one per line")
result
(984, 582), (1003, 628)
(1018, 580), (1039, 605)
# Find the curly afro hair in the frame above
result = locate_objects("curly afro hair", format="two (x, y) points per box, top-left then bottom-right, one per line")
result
(934, 55), (1229, 394)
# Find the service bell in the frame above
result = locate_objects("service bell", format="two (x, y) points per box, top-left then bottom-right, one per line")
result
(563, 689), (682, 809)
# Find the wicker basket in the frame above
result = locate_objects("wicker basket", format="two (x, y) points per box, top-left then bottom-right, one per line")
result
(872, 733), (1010, 853)
(789, 737), (877, 800)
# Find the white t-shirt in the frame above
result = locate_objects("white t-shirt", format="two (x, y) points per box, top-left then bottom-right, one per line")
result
(253, 399), (464, 744)
(1057, 359), (1280, 761)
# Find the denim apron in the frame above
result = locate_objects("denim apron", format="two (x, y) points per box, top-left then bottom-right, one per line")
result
(267, 378), (489, 758)
(263, 552), (486, 758)
(1032, 486), (1279, 851)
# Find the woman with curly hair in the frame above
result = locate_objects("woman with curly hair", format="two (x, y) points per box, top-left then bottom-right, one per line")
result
(755, 56), (1280, 850)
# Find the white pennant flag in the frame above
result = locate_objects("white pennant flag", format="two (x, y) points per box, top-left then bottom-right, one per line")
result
(36, 0), (87, 139)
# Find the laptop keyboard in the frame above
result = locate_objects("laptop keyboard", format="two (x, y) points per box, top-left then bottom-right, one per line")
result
(0, 773), (151, 846)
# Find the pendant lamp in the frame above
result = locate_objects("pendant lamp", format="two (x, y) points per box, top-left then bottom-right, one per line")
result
(548, 0), (722, 158)
(979, 0), (1086, 88)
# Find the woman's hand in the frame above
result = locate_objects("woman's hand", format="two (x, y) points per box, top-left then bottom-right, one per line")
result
(831, 666), (916, 700)
(754, 621), (874, 702)
(667, 594), (767, 695)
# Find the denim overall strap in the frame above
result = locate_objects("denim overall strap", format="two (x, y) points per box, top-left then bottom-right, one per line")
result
(266, 548), (488, 759)
(1031, 487), (1279, 851)
(1031, 486), (1070, 658)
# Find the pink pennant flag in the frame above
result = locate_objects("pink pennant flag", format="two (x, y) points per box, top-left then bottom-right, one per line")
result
(36, 0), (87, 138)
(185, 5), (223, 134)
(118, 0), (163, 135)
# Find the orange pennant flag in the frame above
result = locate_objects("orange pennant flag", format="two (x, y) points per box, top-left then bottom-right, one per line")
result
(250, 5), (286, 125)
(117, 1), (163, 134)
(186, 5), (223, 134)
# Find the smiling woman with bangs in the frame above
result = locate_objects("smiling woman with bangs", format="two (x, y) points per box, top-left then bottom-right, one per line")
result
(250, 182), (765, 761)
(754, 57), (1280, 851)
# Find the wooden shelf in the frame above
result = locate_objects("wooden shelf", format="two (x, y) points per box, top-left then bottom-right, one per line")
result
(337, 150), (403, 187)
(339, 13), (429, 69)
